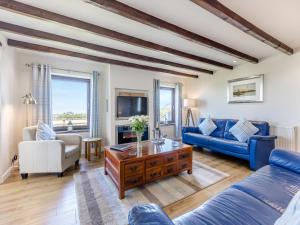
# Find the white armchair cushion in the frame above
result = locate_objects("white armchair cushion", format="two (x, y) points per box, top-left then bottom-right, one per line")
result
(36, 121), (56, 141)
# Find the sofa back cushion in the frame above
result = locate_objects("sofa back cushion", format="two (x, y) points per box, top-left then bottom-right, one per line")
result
(224, 120), (269, 141)
(199, 118), (227, 138)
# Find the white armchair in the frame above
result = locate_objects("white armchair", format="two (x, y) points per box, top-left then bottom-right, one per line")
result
(19, 126), (82, 178)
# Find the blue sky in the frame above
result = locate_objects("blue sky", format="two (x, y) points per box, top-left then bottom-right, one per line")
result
(52, 78), (88, 114)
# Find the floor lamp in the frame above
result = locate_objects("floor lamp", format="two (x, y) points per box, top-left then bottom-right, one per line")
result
(22, 93), (37, 127)
(184, 99), (196, 126)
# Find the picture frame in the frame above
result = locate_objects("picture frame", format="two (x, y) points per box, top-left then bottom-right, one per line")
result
(227, 75), (264, 103)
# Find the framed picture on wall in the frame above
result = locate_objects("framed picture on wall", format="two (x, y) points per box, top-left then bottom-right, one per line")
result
(227, 75), (264, 103)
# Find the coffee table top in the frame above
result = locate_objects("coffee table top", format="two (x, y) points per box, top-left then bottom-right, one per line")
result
(104, 139), (192, 161)
(83, 138), (102, 142)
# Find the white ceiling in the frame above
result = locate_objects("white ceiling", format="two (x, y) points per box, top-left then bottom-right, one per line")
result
(0, 0), (298, 76)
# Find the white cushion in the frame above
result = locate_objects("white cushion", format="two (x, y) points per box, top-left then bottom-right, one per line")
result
(36, 121), (56, 141)
(275, 190), (300, 225)
(199, 118), (217, 136)
(229, 119), (259, 142)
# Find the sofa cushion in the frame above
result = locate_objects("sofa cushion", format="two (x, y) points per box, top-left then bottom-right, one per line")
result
(229, 119), (259, 142)
(199, 118), (217, 136)
(274, 190), (300, 225)
(199, 118), (227, 138)
(65, 145), (80, 158)
(173, 188), (281, 225)
(183, 133), (212, 147)
(233, 165), (300, 213)
(224, 120), (269, 141)
(210, 137), (249, 155)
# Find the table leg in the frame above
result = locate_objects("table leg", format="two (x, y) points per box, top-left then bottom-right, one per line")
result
(119, 190), (125, 199)
(84, 142), (87, 159)
(87, 143), (91, 161)
(188, 169), (192, 174)
(95, 141), (98, 157)
(98, 140), (101, 158)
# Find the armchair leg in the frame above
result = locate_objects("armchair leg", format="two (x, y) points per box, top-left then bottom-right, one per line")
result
(75, 160), (79, 166)
(21, 173), (28, 179)
(57, 172), (64, 178)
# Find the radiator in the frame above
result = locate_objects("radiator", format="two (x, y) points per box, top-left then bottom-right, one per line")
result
(270, 126), (297, 151)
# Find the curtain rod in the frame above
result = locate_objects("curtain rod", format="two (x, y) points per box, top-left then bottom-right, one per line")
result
(25, 63), (92, 75)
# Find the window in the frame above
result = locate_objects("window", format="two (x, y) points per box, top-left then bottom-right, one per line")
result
(52, 75), (90, 131)
(160, 87), (175, 124)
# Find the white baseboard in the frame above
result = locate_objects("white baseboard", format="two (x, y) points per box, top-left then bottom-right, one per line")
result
(0, 166), (13, 184)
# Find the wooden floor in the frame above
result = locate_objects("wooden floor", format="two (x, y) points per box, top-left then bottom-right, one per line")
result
(0, 148), (251, 225)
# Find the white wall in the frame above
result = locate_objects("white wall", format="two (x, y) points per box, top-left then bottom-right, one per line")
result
(0, 36), (20, 183)
(185, 51), (300, 150)
(106, 65), (186, 145)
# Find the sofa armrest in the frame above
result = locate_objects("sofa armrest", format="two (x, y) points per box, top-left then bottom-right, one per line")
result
(248, 135), (277, 170)
(182, 126), (200, 134)
(19, 140), (65, 173)
(56, 134), (82, 146)
(269, 149), (300, 174)
(128, 204), (174, 225)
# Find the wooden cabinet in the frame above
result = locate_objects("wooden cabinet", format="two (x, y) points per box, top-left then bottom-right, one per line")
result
(104, 140), (193, 199)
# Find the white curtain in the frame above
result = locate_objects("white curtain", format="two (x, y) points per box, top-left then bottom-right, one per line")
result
(32, 64), (52, 126)
(153, 79), (160, 129)
(175, 82), (183, 139)
(90, 71), (101, 138)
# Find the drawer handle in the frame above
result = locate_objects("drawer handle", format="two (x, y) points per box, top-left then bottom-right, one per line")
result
(180, 154), (189, 159)
(167, 168), (173, 173)
(150, 161), (157, 167)
(181, 164), (187, 169)
(167, 158), (174, 163)
(150, 172), (157, 177)
(130, 166), (138, 172)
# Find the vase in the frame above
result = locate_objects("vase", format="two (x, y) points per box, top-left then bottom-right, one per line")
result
(136, 132), (143, 148)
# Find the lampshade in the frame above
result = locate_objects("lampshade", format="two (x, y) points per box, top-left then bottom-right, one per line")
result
(22, 93), (37, 105)
(184, 98), (196, 108)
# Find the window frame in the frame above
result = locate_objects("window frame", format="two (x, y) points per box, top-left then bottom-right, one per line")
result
(159, 86), (175, 125)
(51, 74), (91, 132)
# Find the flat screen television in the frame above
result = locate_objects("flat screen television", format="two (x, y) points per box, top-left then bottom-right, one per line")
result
(117, 96), (148, 118)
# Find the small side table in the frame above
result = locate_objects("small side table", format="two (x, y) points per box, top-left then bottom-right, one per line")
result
(82, 138), (102, 161)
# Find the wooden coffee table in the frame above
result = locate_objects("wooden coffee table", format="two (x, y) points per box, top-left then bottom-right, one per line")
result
(104, 139), (193, 199)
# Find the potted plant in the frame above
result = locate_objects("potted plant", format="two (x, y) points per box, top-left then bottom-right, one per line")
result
(129, 115), (149, 147)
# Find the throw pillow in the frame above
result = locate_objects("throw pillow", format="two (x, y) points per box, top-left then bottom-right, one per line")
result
(199, 117), (217, 136)
(229, 119), (259, 142)
(274, 190), (300, 225)
(36, 120), (56, 141)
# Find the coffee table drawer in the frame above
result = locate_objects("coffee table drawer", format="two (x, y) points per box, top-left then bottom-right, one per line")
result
(125, 162), (143, 176)
(146, 157), (163, 169)
(125, 175), (144, 189)
(178, 160), (190, 171)
(163, 153), (177, 164)
(146, 168), (162, 182)
(178, 151), (192, 161)
(162, 164), (177, 176)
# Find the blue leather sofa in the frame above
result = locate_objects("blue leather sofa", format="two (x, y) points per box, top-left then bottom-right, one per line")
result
(182, 118), (277, 170)
(128, 149), (300, 225)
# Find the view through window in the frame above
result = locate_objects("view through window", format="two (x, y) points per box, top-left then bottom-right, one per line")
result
(52, 75), (90, 131)
(160, 87), (175, 124)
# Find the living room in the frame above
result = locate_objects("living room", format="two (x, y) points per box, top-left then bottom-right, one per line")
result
(0, 1), (299, 225)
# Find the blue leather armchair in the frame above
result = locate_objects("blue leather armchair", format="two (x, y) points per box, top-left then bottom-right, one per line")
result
(182, 118), (277, 170)
(128, 149), (300, 225)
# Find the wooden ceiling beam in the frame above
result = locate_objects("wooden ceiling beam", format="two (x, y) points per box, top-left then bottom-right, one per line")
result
(0, 21), (213, 74)
(191, 0), (293, 55)
(88, 0), (258, 63)
(7, 39), (199, 78)
(0, 0), (232, 69)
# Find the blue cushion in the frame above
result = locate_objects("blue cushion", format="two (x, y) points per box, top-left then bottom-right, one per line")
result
(173, 188), (281, 225)
(233, 165), (300, 213)
(198, 118), (226, 138)
(210, 137), (249, 155)
(224, 120), (269, 141)
(183, 133), (212, 147)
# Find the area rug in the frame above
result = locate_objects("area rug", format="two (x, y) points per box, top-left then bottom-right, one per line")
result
(74, 161), (229, 225)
